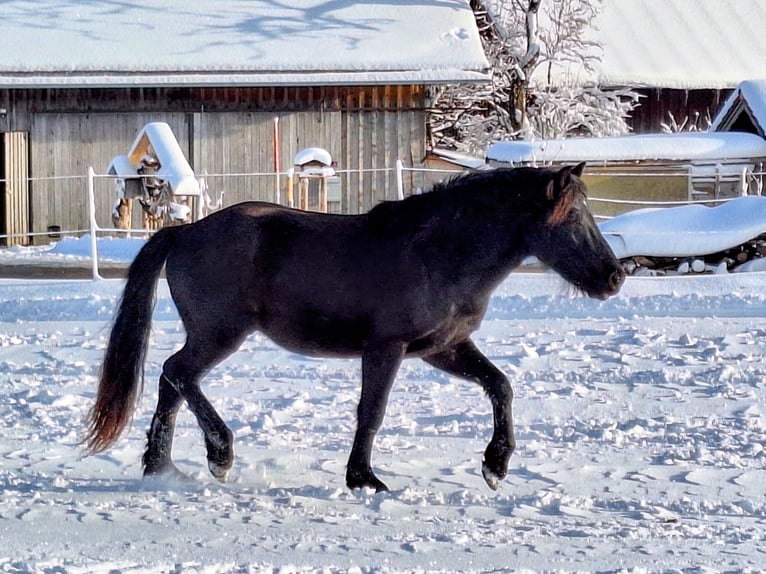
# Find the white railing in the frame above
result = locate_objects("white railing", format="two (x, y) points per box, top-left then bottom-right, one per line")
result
(0, 165), (762, 279)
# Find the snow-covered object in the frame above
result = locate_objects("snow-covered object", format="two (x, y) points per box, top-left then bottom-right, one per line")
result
(599, 195), (766, 259)
(711, 79), (766, 133)
(294, 147), (332, 167)
(121, 122), (200, 198)
(294, 147), (336, 177)
(486, 132), (766, 165)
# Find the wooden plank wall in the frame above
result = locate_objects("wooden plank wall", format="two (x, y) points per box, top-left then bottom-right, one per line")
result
(342, 86), (427, 213)
(194, 111), (345, 208)
(4, 85), (428, 239)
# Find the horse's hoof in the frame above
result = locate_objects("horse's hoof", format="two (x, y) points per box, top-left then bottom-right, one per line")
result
(209, 462), (230, 482)
(481, 462), (502, 491)
(346, 468), (389, 493)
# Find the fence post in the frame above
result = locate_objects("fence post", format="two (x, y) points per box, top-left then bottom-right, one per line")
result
(273, 116), (281, 204)
(87, 166), (102, 280)
(395, 159), (404, 200)
(741, 167), (748, 196)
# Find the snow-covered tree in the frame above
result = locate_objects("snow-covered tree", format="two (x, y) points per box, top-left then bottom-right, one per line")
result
(429, 0), (640, 153)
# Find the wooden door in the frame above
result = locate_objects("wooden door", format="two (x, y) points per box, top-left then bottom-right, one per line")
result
(2, 131), (29, 246)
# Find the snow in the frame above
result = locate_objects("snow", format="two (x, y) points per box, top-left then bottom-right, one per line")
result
(0, 0), (489, 87)
(600, 195), (766, 259)
(0, 236), (145, 268)
(2, 232), (766, 571)
(485, 132), (766, 165)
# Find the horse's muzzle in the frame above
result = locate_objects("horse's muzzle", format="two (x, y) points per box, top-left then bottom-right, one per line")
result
(587, 268), (626, 300)
(597, 268), (626, 300)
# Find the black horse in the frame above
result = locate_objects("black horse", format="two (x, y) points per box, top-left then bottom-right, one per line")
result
(84, 163), (624, 492)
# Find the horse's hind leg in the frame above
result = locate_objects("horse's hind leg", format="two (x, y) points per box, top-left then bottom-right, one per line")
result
(143, 323), (251, 481)
(424, 339), (515, 491)
(143, 374), (184, 478)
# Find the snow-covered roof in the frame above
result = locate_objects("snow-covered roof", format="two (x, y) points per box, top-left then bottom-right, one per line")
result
(711, 80), (766, 136)
(0, 1), (490, 88)
(486, 133), (766, 166)
(537, 0), (766, 90)
(427, 148), (487, 170)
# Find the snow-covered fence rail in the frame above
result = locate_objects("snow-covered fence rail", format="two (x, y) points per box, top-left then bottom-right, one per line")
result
(1, 165), (763, 279)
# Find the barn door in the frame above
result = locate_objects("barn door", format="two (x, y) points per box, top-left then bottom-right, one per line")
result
(1, 132), (29, 246)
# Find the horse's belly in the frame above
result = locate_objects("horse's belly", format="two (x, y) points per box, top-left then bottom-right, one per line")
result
(260, 315), (367, 358)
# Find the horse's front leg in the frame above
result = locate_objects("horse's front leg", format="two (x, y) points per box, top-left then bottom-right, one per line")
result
(425, 339), (515, 490)
(346, 342), (406, 493)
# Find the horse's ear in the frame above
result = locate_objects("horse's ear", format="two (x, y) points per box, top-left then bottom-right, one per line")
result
(545, 165), (582, 224)
(547, 165), (573, 201)
(555, 163), (586, 192)
(546, 163), (585, 202)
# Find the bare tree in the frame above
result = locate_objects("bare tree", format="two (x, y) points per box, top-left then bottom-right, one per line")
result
(509, 0), (541, 134)
(429, 0), (639, 153)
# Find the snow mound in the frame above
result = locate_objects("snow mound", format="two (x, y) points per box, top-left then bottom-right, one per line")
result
(600, 195), (766, 259)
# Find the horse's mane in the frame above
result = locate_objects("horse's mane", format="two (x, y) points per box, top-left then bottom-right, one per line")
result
(366, 167), (580, 236)
(366, 170), (503, 234)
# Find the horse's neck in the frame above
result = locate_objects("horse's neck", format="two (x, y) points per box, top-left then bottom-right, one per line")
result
(416, 199), (530, 290)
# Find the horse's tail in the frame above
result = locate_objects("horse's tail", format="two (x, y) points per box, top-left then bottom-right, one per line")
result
(83, 226), (179, 454)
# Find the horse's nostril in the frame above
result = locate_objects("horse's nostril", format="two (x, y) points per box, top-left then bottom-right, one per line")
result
(609, 269), (626, 290)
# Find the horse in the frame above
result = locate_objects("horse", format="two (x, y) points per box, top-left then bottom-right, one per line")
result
(84, 162), (625, 492)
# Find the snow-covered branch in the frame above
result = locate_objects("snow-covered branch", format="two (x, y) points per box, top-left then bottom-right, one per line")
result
(429, 0), (639, 153)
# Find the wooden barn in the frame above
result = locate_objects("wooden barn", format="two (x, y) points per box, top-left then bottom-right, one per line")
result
(0, 1), (489, 244)
(537, 0), (766, 134)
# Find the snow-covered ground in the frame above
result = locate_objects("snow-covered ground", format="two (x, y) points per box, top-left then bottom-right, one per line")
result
(1, 231), (766, 572)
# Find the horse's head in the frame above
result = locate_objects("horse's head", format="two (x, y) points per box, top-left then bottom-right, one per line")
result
(531, 163), (625, 300)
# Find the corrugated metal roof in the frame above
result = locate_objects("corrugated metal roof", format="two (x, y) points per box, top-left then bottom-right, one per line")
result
(0, 0), (490, 87)
(537, 0), (766, 90)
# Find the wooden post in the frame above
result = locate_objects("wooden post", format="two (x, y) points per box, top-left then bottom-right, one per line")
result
(320, 177), (328, 213)
(286, 168), (294, 207)
(300, 178), (309, 211)
(112, 197), (132, 230)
